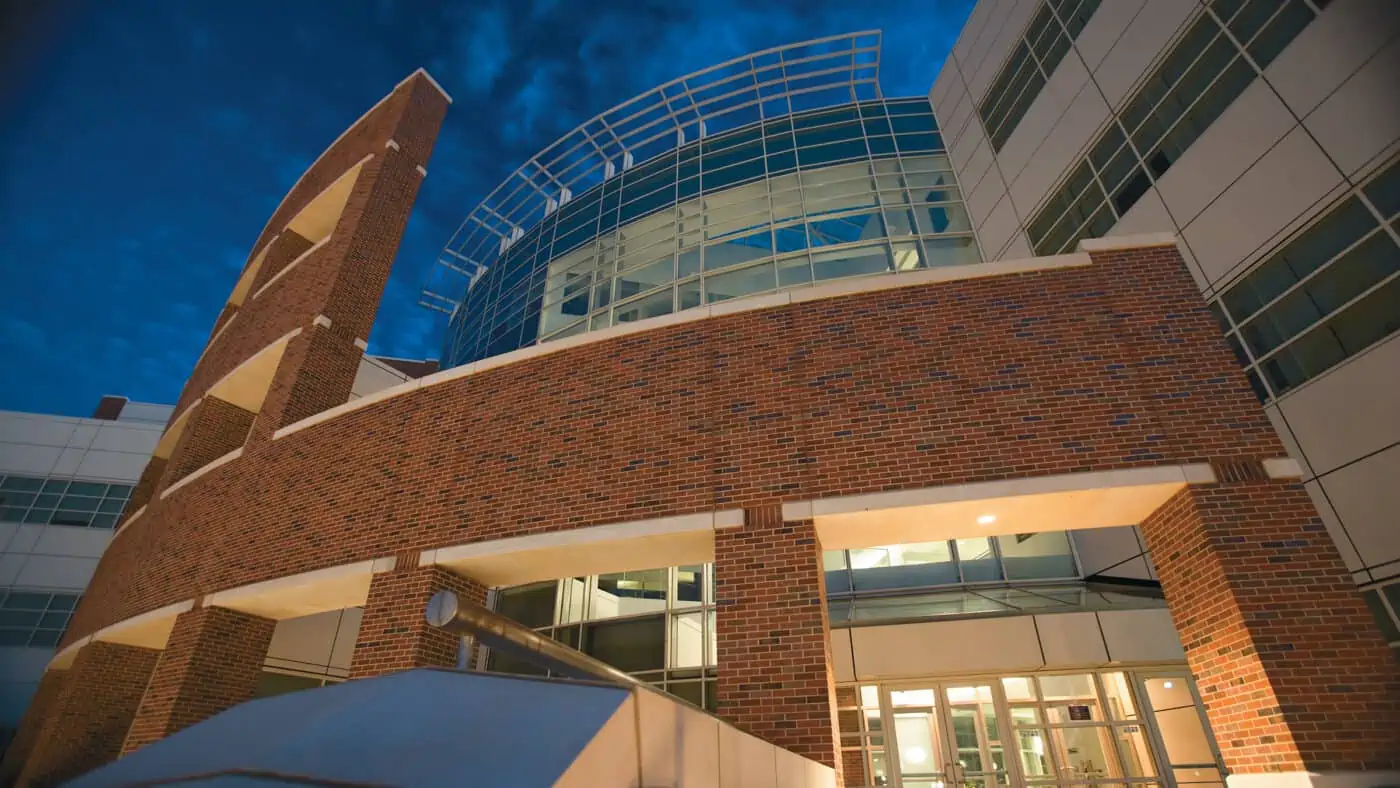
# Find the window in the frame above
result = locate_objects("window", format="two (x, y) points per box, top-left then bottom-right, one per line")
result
(0, 474), (133, 529)
(826, 532), (1081, 597)
(1213, 158), (1400, 400)
(1028, 0), (1323, 255)
(489, 564), (718, 711)
(0, 589), (79, 647)
(452, 101), (976, 365)
(978, 0), (1103, 152)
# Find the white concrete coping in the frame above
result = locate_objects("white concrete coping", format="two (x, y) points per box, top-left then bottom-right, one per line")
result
(1263, 457), (1305, 479)
(154, 397), (202, 460)
(312, 314), (332, 329)
(415, 165), (428, 177)
(112, 504), (146, 540)
(784, 464), (1213, 522)
(92, 599), (196, 650)
(385, 139), (401, 151)
(1078, 232), (1178, 252)
(47, 636), (90, 670)
(353, 338), (369, 350)
(203, 559), (382, 619)
(251, 235), (332, 302)
(159, 447), (243, 500)
(273, 252), (1093, 442)
(422, 509), (745, 587)
(411, 67), (453, 104)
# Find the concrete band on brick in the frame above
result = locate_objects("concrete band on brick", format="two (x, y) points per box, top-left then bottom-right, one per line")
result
(66, 241), (1291, 650)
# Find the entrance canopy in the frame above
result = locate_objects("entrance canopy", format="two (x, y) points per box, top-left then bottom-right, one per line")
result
(70, 668), (837, 787)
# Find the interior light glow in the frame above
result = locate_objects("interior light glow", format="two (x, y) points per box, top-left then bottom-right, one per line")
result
(977, 514), (997, 525)
(904, 746), (928, 765)
(1163, 681), (1174, 689)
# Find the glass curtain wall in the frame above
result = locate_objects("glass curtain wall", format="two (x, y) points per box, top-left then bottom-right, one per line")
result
(444, 98), (979, 366)
(487, 564), (718, 710)
(824, 531), (1080, 594)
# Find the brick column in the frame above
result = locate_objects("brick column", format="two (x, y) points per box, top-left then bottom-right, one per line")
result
(1141, 478), (1400, 779)
(349, 561), (487, 679)
(247, 325), (363, 443)
(160, 397), (256, 490)
(0, 669), (67, 786)
(18, 643), (158, 787)
(122, 606), (275, 755)
(714, 505), (841, 779)
(247, 230), (315, 295)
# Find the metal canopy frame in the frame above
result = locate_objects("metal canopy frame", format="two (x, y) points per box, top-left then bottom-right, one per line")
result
(420, 31), (884, 314)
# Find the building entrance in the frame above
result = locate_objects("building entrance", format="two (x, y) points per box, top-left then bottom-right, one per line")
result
(845, 668), (1225, 787)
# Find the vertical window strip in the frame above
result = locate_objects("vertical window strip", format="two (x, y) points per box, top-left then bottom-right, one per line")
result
(977, 0), (1103, 152)
(1026, 0), (1322, 256)
(1212, 158), (1400, 401)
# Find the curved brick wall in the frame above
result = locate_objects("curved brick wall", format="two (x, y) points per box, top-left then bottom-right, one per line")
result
(66, 245), (1283, 644)
(172, 78), (446, 422)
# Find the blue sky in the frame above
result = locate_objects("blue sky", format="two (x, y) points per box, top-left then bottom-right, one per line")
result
(0, 0), (972, 417)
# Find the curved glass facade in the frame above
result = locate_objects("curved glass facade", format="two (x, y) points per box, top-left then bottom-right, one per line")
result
(442, 98), (980, 366)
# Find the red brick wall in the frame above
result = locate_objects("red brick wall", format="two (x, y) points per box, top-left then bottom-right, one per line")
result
(248, 325), (363, 442)
(349, 563), (487, 678)
(715, 506), (841, 776)
(0, 670), (67, 786)
(18, 643), (157, 787)
(1141, 482), (1400, 773)
(160, 397), (255, 490)
(122, 606), (275, 754)
(121, 456), (166, 523)
(66, 244), (1287, 646)
(247, 230), (315, 296)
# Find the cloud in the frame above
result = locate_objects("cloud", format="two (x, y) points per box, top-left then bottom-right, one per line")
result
(452, 3), (513, 95)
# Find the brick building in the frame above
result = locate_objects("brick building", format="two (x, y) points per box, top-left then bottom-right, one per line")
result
(6, 19), (1400, 788)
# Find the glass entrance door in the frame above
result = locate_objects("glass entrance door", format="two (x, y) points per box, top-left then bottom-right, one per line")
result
(886, 683), (1016, 787)
(1133, 671), (1226, 787)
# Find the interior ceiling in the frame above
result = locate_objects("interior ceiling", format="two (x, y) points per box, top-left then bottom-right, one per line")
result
(815, 482), (1186, 551)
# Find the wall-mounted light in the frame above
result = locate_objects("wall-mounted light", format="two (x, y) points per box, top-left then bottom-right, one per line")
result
(977, 514), (997, 525)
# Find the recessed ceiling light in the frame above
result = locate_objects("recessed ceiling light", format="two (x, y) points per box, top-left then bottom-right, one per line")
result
(977, 514), (997, 525)
(1163, 680), (1174, 689)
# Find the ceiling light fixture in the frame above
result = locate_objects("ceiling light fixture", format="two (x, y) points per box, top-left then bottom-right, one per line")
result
(1163, 681), (1174, 689)
(977, 514), (997, 525)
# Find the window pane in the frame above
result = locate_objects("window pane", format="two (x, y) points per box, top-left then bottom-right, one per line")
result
(704, 262), (776, 303)
(1363, 590), (1400, 642)
(613, 288), (674, 324)
(812, 245), (892, 282)
(997, 532), (1078, 580)
(1050, 725), (1124, 781)
(0, 477), (44, 492)
(824, 550), (852, 595)
(955, 537), (1002, 581)
(497, 583), (557, 628)
(849, 541), (958, 591)
(671, 612), (707, 668)
(1364, 160), (1400, 219)
(676, 565), (704, 607)
(922, 236), (981, 268)
(582, 615), (665, 672)
(592, 568), (668, 618)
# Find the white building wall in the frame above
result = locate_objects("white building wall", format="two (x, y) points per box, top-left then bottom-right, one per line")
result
(0, 403), (165, 741)
(932, 0), (1400, 591)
